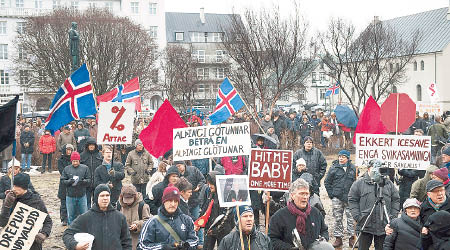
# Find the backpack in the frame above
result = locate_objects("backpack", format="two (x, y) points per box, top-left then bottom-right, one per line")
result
(116, 201), (145, 220)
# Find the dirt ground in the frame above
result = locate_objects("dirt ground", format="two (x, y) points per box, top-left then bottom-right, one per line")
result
(20, 153), (368, 249)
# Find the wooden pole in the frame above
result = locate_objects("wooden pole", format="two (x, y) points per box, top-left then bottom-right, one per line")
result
(236, 205), (245, 250)
(265, 191), (271, 234)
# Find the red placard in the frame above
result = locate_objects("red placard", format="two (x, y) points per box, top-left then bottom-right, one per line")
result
(380, 93), (416, 133)
(249, 149), (293, 192)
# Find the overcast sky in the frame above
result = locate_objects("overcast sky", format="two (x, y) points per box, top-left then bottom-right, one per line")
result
(165, 0), (449, 32)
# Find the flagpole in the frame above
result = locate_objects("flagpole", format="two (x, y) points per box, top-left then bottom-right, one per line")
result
(11, 96), (18, 188)
(227, 78), (267, 135)
(85, 61), (98, 110)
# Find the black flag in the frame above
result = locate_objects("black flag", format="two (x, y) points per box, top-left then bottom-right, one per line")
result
(0, 95), (19, 153)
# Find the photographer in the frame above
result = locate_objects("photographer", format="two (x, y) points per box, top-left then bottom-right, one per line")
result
(348, 160), (400, 250)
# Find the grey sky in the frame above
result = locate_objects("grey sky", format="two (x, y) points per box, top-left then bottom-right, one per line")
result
(165, 0), (449, 32)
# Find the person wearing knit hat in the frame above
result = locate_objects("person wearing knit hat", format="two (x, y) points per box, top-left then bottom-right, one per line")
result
(61, 151), (91, 225)
(0, 172), (53, 249)
(147, 165), (180, 215)
(63, 184), (133, 250)
(125, 138), (153, 195)
(338, 150), (350, 159)
(432, 168), (450, 196)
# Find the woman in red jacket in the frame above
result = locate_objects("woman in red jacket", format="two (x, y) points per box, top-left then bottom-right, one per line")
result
(39, 129), (56, 173)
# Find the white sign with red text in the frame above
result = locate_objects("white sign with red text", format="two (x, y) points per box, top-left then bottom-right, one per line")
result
(97, 102), (135, 144)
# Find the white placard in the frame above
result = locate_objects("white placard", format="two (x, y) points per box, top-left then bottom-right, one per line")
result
(355, 133), (431, 170)
(172, 122), (251, 161)
(97, 102), (135, 144)
(417, 102), (443, 115)
(216, 175), (251, 208)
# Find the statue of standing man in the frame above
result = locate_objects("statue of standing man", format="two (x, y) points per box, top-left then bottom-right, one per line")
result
(69, 22), (80, 72)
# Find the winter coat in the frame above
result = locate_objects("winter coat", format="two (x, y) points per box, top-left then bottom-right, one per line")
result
(180, 165), (206, 208)
(80, 137), (103, 188)
(410, 165), (439, 202)
(137, 207), (198, 250)
(191, 158), (210, 176)
(0, 174), (35, 199)
(125, 149), (153, 185)
(118, 192), (151, 250)
(298, 122), (313, 138)
(285, 118), (298, 132)
(268, 206), (329, 250)
(0, 190), (52, 250)
(57, 147), (72, 199)
(39, 134), (56, 154)
(273, 116), (286, 138)
(61, 163), (91, 197)
(63, 203), (132, 250)
(219, 225), (273, 250)
(292, 147), (327, 189)
(383, 212), (422, 250)
(221, 156), (246, 175)
(20, 130), (35, 154)
(179, 198), (191, 217)
(419, 196), (450, 226)
(74, 127), (90, 152)
(201, 191), (234, 239)
(94, 161), (125, 202)
(428, 123), (448, 146)
(57, 131), (76, 152)
(324, 160), (357, 203)
(145, 170), (165, 199)
(421, 210), (450, 250)
(148, 166), (179, 215)
(260, 119), (274, 133)
(348, 173), (400, 236)
(292, 169), (320, 195)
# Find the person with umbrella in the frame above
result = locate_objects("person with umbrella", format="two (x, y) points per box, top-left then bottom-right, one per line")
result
(252, 134), (278, 149)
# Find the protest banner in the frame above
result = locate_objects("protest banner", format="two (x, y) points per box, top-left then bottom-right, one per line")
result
(172, 122), (251, 161)
(216, 175), (251, 208)
(0, 202), (47, 250)
(355, 133), (431, 170)
(97, 102), (135, 144)
(417, 102), (443, 115)
(249, 149), (293, 192)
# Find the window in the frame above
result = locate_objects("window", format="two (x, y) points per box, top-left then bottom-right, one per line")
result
(0, 22), (6, 35)
(420, 60), (424, 71)
(216, 50), (225, 62)
(17, 22), (26, 34)
(53, 0), (61, 9)
(395, 63), (399, 71)
(0, 0), (5, 7)
(204, 83), (210, 95)
(212, 83), (219, 94)
(215, 68), (225, 79)
(18, 45), (26, 60)
(104, 2), (112, 11)
(0, 70), (9, 85)
(175, 32), (184, 41)
(413, 61), (417, 71)
(35, 0), (42, 9)
(131, 2), (139, 14)
(392, 86), (397, 93)
(190, 32), (205, 42)
(88, 2), (97, 8)
(319, 88), (326, 100)
(212, 33), (223, 42)
(149, 26), (157, 39)
(16, 0), (24, 8)
(197, 84), (204, 93)
(149, 3), (156, 14)
(195, 50), (205, 63)
(311, 72), (317, 82)
(18, 70), (28, 85)
(197, 68), (209, 79)
(416, 84), (422, 101)
(38, 70), (46, 83)
(389, 63), (393, 73)
(319, 72), (326, 81)
(298, 89), (306, 100)
(0, 44), (8, 59)
(71, 1), (79, 10)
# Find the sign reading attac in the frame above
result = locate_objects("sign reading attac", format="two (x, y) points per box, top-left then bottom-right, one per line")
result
(97, 102), (135, 144)
(249, 149), (293, 192)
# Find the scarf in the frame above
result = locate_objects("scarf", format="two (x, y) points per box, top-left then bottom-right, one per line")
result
(103, 159), (111, 171)
(428, 197), (445, 211)
(287, 201), (311, 235)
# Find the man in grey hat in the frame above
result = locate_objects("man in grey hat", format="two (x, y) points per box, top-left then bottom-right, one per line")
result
(419, 180), (450, 225)
(125, 139), (154, 195)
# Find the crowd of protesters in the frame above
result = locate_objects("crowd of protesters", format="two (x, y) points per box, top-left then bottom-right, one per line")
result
(0, 109), (450, 249)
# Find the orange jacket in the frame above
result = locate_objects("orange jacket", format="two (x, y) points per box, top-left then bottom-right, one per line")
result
(39, 134), (56, 154)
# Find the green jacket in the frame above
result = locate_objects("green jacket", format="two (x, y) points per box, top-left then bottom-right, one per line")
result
(410, 165), (438, 202)
(125, 149), (153, 184)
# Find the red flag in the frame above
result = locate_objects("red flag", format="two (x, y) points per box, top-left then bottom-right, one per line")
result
(139, 99), (187, 158)
(97, 77), (142, 112)
(353, 96), (388, 143)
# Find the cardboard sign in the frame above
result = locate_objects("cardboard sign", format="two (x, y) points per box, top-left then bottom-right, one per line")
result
(355, 133), (431, 170)
(97, 102), (135, 144)
(417, 102), (443, 115)
(0, 202), (47, 250)
(173, 122), (251, 161)
(216, 175), (251, 208)
(249, 149), (293, 192)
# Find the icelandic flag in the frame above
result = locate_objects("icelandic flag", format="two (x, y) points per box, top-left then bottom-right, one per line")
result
(45, 64), (97, 133)
(97, 77), (142, 112)
(325, 81), (340, 97)
(209, 78), (244, 125)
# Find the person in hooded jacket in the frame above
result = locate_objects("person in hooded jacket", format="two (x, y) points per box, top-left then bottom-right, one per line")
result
(421, 210), (450, 250)
(125, 139), (154, 196)
(118, 184), (151, 250)
(146, 165), (180, 215)
(63, 184), (132, 250)
(94, 145), (125, 207)
(292, 157), (320, 195)
(58, 143), (74, 226)
(74, 122), (90, 153)
(0, 173), (52, 250)
(80, 137), (103, 208)
(410, 165), (439, 202)
(218, 205), (272, 250)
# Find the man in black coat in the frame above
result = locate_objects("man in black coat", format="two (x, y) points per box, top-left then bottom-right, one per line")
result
(147, 165), (179, 215)
(80, 137), (103, 208)
(268, 178), (330, 250)
(0, 162), (35, 199)
(94, 145), (125, 207)
(0, 173), (52, 250)
(63, 184), (132, 250)
(57, 143), (74, 226)
(20, 124), (35, 172)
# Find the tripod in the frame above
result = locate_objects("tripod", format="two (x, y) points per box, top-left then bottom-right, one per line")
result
(352, 182), (391, 250)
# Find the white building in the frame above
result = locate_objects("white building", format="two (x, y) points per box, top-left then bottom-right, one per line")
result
(0, 0), (166, 112)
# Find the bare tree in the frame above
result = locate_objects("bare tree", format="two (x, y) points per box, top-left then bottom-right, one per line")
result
(14, 8), (157, 96)
(320, 17), (421, 116)
(221, 4), (316, 116)
(160, 44), (199, 110)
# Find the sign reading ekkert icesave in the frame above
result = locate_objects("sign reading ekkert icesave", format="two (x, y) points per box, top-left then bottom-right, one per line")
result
(249, 149), (293, 192)
(173, 122), (251, 161)
(0, 202), (47, 250)
(97, 102), (135, 144)
(355, 133), (431, 170)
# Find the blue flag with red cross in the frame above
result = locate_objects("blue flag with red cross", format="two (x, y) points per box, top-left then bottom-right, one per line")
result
(209, 78), (244, 125)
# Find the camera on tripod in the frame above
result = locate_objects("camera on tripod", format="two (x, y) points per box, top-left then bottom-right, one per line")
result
(369, 159), (389, 186)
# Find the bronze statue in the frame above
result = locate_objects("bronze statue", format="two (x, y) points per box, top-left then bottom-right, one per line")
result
(69, 22), (80, 71)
